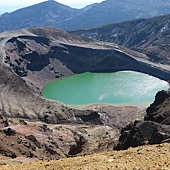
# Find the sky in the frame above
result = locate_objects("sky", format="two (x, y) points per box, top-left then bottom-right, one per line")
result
(0, 0), (104, 14)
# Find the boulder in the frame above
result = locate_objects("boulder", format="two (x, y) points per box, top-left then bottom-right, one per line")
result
(115, 119), (170, 150)
(145, 90), (170, 123)
(2, 128), (16, 136)
(0, 114), (9, 128)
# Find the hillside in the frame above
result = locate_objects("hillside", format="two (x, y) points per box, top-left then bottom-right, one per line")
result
(0, 26), (151, 163)
(1, 142), (170, 169)
(73, 14), (170, 65)
(0, 1), (81, 33)
(62, 0), (170, 30)
(1, 0), (170, 32)
(0, 26), (170, 165)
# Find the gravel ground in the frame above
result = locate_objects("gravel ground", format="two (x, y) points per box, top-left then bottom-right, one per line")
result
(1, 143), (170, 170)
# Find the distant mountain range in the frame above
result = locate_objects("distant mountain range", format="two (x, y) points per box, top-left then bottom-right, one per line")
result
(73, 14), (170, 65)
(0, 0), (170, 32)
(0, 1), (81, 32)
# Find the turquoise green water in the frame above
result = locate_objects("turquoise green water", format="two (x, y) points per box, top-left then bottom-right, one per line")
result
(42, 71), (169, 106)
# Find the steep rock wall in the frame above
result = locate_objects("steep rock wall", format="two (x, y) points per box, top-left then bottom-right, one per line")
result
(4, 35), (170, 92)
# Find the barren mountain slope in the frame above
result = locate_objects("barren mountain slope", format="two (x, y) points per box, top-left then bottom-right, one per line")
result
(0, 26), (170, 164)
(1, 143), (170, 170)
(3, 26), (170, 93)
(1, 0), (170, 31)
(73, 14), (170, 65)
(0, 26), (153, 162)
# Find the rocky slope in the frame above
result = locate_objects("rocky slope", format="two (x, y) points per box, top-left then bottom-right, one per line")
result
(3, 26), (170, 93)
(1, 26), (154, 120)
(1, 0), (170, 32)
(73, 14), (170, 65)
(0, 0), (81, 33)
(1, 26), (170, 125)
(63, 0), (170, 30)
(1, 142), (170, 169)
(116, 90), (170, 150)
(0, 26), (154, 163)
(0, 116), (85, 162)
(0, 26), (170, 164)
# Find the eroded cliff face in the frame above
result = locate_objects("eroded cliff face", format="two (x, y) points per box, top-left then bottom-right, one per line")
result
(116, 90), (170, 150)
(73, 14), (170, 65)
(1, 27), (155, 128)
(0, 64), (103, 124)
(4, 35), (139, 91)
(0, 63), (108, 161)
(0, 121), (85, 161)
(4, 33), (170, 92)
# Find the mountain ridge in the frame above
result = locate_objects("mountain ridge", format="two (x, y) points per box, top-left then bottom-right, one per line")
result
(0, 1), (80, 32)
(1, 0), (170, 32)
(73, 14), (170, 65)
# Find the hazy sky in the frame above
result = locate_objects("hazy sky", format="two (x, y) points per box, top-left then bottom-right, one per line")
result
(0, 0), (104, 14)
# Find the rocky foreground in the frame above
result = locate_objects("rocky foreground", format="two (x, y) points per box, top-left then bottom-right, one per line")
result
(1, 143), (170, 170)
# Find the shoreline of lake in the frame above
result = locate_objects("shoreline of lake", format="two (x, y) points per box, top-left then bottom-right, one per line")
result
(42, 71), (169, 107)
